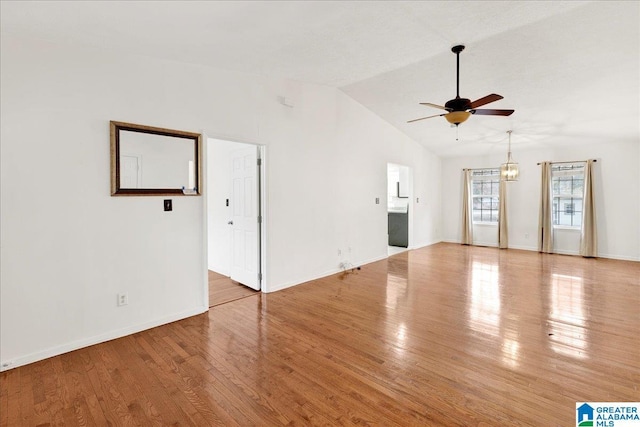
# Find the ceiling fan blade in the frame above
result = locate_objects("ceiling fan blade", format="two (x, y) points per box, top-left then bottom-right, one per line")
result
(469, 94), (503, 109)
(407, 113), (445, 123)
(470, 109), (514, 116)
(419, 102), (450, 111)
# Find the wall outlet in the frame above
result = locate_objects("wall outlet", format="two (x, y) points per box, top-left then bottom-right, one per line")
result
(117, 293), (129, 307)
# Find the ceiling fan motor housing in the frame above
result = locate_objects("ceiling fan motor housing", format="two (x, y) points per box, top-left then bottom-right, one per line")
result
(444, 97), (471, 111)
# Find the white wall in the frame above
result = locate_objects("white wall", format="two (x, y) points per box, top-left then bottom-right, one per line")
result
(0, 35), (442, 369)
(441, 140), (640, 261)
(258, 77), (442, 290)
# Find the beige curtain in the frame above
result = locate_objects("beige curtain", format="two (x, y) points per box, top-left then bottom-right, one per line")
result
(580, 159), (597, 257)
(498, 178), (508, 249)
(461, 169), (473, 245)
(538, 162), (553, 253)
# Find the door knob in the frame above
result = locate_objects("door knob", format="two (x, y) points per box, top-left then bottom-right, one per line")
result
(228, 221), (233, 225)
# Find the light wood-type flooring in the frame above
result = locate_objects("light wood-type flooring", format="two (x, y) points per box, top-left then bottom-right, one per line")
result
(2, 243), (639, 426)
(208, 270), (258, 307)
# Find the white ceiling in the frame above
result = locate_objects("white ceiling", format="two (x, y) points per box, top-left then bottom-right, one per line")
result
(2, 1), (638, 157)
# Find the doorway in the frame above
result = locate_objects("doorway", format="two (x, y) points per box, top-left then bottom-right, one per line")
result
(207, 138), (264, 306)
(387, 163), (412, 256)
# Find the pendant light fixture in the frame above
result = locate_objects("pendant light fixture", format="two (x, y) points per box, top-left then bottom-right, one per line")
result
(501, 130), (519, 181)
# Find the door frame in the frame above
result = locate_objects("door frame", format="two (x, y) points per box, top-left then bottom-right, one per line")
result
(386, 163), (414, 251)
(202, 135), (267, 307)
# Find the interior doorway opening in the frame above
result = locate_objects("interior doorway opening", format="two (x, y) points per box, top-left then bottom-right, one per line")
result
(206, 138), (265, 306)
(387, 163), (413, 256)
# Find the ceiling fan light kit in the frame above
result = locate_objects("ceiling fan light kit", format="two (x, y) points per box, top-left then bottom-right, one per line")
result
(408, 44), (514, 128)
(445, 111), (471, 125)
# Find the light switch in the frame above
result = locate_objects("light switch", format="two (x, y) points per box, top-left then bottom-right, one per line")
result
(164, 199), (172, 212)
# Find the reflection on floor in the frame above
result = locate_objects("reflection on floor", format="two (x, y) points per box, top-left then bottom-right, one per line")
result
(209, 270), (258, 307)
(4, 244), (639, 425)
(388, 245), (408, 256)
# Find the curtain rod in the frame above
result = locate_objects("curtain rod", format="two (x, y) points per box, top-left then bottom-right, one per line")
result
(536, 159), (597, 165)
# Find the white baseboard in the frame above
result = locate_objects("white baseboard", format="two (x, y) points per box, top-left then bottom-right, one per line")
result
(472, 242), (499, 248)
(409, 239), (442, 250)
(441, 239), (498, 248)
(0, 305), (208, 372)
(266, 254), (390, 293)
(553, 248), (581, 256)
(597, 253), (640, 262)
(266, 243), (449, 294)
(506, 244), (536, 251)
(500, 245), (639, 262)
(441, 240), (640, 262)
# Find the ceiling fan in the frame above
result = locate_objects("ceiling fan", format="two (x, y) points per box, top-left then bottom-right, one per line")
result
(408, 45), (514, 126)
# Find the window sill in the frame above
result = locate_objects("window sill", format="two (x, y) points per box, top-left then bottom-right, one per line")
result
(473, 222), (498, 226)
(553, 226), (581, 231)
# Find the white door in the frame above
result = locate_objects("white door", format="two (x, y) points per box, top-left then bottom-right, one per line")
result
(121, 155), (141, 188)
(229, 146), (260, 290)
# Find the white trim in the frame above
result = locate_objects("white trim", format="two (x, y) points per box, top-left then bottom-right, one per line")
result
(553, 225), (581, 231)
(552, 248), (581, 256)
(552, 193), (583, 198)
(201, 131), (210, 308)
(507, 244), (538, 251)
(471, 175), (500, 181)
(266, 254), (389, 294)
(258, 145), (268, 293)
(409, 239), (442, 250)
(472, 241), (499, 248)
(0, 306), (208, 372)
(442, 238), (459, 244)
(598, 253), (640, 262)
(447, 241), (640, 262)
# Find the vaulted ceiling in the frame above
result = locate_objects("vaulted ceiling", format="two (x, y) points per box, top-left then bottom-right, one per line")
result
(2, 1), (638, 157)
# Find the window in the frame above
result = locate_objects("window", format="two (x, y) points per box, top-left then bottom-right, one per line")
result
(552, 163), (584, 228)
(564, 202), (574, 215)
(471, 168), (500, 223)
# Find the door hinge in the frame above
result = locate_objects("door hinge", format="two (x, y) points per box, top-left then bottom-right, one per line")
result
(258, 273), (262, 281)
(258, 215), (262, 223)
(257, 158), (262, 166)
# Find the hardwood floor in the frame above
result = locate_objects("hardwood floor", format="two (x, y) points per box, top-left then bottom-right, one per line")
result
(208, 270), (258, 307)
(2, 243), (639, 426)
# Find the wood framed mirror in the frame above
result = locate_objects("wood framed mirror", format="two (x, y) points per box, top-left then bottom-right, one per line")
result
(110, 121), (202, 196)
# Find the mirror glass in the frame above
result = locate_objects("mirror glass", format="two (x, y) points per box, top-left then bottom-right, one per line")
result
(110, 121), (201, 196)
